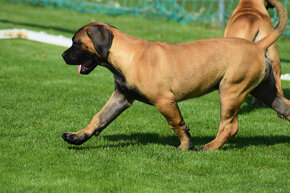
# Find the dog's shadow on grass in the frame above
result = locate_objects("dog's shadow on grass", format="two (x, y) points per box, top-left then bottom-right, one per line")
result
(68, 90), (290, 151)
(68, 132), (290, 151)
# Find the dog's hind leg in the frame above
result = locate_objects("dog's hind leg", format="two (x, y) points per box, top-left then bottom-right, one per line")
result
(266, 43), (283, 97)
(62, 90), (133, 145)
(197, 70), (259, 151)
(200, 89), (245, 150)
(155, 97), (193, 150)
(252, 44), (285, 111)
(251, 68), (290, 121)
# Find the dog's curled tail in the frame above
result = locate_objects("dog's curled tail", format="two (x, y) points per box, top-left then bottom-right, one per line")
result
(256, 0), (288, 51)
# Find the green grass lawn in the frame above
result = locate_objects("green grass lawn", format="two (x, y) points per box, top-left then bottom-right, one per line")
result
(0, 1), (289, 192)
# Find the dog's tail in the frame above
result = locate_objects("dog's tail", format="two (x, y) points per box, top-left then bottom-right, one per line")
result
(256, 0), (288, 51)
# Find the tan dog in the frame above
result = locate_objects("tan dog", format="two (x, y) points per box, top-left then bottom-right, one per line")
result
(225, 0), (283, 107)
(62, 0), (289, 151)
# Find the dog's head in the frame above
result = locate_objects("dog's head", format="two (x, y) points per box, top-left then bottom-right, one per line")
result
(62, 23), (114, 74)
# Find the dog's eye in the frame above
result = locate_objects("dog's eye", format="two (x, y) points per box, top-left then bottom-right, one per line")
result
(72, 41), (83, 46)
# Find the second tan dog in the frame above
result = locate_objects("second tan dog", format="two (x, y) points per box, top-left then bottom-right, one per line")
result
(225, 0), (283, 106)
(62, 0), (289, 151)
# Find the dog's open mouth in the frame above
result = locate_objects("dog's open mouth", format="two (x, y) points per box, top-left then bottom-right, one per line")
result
(77, 54), (98, 75)
(62, 49), (100, 75)
(78, 63), (97, 75)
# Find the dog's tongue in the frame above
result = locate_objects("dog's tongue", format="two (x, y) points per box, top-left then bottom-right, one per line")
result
(78, 65), (82, 75)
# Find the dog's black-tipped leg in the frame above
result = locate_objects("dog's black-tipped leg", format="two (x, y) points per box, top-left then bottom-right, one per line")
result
(61, 132), (90, 145)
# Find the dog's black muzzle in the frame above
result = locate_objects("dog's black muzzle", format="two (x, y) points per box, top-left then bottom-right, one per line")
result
(62, 47), (98, 74)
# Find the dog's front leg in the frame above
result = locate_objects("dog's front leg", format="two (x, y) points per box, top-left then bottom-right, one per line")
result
(155, 98), (193, 150)
(62, 90), (133, 145)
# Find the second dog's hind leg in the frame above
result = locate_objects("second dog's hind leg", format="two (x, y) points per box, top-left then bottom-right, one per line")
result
(251, 65), (290, 121)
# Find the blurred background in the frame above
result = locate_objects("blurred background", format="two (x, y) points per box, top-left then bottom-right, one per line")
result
(4, 0), (290, 35)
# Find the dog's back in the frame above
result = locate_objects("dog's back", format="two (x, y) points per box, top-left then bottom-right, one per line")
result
(225, 0), (272, 40)
(224, 0), (287, 105)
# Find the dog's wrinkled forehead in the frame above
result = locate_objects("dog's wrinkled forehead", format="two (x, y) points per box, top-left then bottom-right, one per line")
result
(71, 25), (97, 54)
(73, 25), (88, 40)
(71, 23), (114, 59)
(73, 26), (88, 41)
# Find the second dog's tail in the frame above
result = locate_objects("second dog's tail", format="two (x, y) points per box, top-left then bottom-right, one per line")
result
(256, 0), (288, 51)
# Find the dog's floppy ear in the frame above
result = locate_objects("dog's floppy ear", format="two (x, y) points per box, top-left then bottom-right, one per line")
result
(87, 25), (114, 58)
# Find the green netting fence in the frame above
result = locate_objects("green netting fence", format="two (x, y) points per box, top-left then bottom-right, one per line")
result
(8, 0), (290, 36)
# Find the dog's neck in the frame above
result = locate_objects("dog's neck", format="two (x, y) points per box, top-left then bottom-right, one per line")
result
(107, 29), (148, 77)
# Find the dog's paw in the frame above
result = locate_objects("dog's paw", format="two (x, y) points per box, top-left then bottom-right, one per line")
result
(61, 132), (90, 145)
(192, 146), (205, 152)
(277, 112), (286, 119)
(177, 143), (193, 151)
